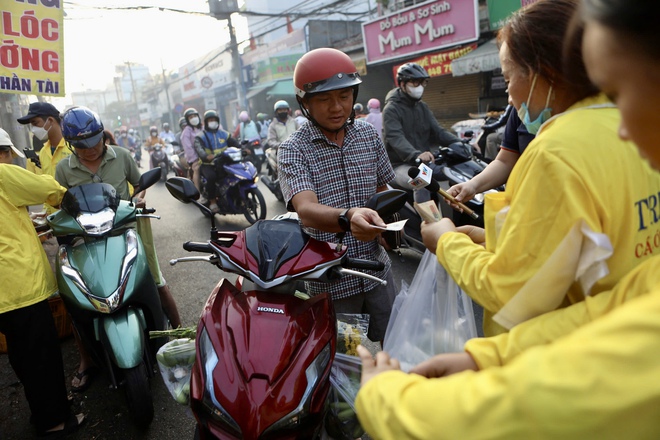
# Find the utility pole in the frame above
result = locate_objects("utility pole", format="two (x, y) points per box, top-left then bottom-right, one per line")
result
(161, 61), (175, 126)
(209, 0), (248, 110)
(125, 61), (139, 129)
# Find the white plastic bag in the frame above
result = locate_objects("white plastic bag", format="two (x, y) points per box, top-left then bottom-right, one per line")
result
(326, 353), (364, 440)
(383, 250), (478, 372)
(156, 338), (196, 405)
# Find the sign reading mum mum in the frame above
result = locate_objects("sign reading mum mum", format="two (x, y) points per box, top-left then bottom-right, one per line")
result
(362, 0), (479, 65)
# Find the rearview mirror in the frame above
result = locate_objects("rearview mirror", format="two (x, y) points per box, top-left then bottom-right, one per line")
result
(137, 168), (161, 192)
(165, 177), (200, 204)
(365, 189), (407, 218)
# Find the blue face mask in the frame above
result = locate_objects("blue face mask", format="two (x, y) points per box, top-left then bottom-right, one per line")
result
(518, 74), (553, 135)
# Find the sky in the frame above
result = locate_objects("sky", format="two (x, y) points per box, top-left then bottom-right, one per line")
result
(61, 1), (249, 101)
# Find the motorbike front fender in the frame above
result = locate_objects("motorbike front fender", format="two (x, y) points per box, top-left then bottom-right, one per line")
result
(96, 307), (147, 369)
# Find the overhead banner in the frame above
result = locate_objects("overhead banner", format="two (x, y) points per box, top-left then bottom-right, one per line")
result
(362, 0), (479, 65)
(392, 44), (477, 81)
(0, 2), (65, 96)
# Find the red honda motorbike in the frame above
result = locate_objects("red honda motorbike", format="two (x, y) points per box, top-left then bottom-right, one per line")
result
(165, 177), (406, 439)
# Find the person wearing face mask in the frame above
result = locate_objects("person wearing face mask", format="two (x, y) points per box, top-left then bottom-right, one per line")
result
(383, 63), (461, 199)
(181, 108), (205, 201)
(193, 110), (241, 213)
(17, 102), (72, 214)
(266, 100), (299, 150)
(420, 0), (660, 337)
(143, 125), (165, 169)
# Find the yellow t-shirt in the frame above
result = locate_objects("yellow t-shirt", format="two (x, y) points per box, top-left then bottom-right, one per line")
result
(26, 138), (72, 214)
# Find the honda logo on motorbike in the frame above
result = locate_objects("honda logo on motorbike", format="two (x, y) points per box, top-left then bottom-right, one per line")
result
(257, 306), (285, 314)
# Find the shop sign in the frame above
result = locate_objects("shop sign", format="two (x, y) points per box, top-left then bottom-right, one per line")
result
(391, 44), (477, 81)
(362, 0), (479, 65)
(255, 53), (302, 82)
(0, 2), (65, 96)
(487, 0), (541, 30)
(178, 49), (232, 100)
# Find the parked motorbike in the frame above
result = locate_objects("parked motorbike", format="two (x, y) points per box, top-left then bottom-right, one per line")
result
(198, 146), (267, 224)
(164, 177), (407, 439)
(261, 146), (284, 202)
(241, 137), (265, 174)
(45, 168), (167, 429)
(150, 143), (169, 182)
(390, 141), (498, 254)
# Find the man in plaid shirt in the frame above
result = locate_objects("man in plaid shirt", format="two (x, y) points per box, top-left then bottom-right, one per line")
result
(278, 48), (397, 343)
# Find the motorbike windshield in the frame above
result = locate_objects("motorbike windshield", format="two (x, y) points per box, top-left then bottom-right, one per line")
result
(245, 220), (309, 281)
(61, 183), (120, 216)
(61, 183), (120, 236)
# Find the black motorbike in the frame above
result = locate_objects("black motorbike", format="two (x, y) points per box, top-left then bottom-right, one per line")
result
(240, 137), (265, 174)
(261, 146), (284, 202)
(150, 143), (169, 182)
(390, 141), (499, 255)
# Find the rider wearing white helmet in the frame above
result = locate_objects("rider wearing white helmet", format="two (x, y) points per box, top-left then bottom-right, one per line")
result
(266, 100), (299, 149)
(364, 98), (383, 140)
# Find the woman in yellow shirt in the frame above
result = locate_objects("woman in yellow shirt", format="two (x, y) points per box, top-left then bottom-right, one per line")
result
(420, 0), (660, 336)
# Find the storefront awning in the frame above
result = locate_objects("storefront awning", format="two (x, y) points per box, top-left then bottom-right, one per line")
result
(246, 81), (276, 100)
(451, 39), (501, 77)
(266, 79), (294, 98)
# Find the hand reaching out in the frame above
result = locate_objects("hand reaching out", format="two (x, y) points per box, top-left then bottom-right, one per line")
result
(357, 345), (401, 387)
(409, 352), (478, 378)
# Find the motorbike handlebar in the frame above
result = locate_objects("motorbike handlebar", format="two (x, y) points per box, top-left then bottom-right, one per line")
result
(344, 258), (385, 272)
(183, 241), (213, 253)
(141, 207), (156, 214)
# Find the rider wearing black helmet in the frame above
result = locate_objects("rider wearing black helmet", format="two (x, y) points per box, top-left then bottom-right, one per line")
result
(383, 63), (461, 197)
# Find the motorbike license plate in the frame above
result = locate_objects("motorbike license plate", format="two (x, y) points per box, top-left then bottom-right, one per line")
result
(254, 148), (264, 155)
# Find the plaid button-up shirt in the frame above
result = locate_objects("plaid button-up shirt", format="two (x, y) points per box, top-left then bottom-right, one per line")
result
(278, 119), (396, 300)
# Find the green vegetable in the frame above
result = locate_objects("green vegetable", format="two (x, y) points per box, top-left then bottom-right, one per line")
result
(150, 326), (197, 340)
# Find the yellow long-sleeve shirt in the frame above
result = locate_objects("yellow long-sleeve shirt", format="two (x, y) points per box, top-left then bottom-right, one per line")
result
(437, 95), (660, 335)
(465, 255), (660, 368)
(0, 165), (66, 314)
(356, 274), (660, 439)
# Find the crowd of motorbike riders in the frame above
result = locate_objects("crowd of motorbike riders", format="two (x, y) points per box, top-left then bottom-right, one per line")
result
(3, 0), (660, 436)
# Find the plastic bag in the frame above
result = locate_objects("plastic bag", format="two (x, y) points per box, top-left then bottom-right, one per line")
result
(383, 249), (478, 372)
(325, 353), (365, 440)
(156, 338), (196, 405)
(336, 313), (369, 356)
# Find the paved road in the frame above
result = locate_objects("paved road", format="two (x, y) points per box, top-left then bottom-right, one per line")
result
(0, 178), (435, 440)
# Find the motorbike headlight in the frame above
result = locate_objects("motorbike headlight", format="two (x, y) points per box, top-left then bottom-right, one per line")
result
(263, 343), (331, 434)
(76, 207), (115, 236)
(58, 246), (124, 313)
(227, 150), (243, 162)
(198, 326), (242, 436)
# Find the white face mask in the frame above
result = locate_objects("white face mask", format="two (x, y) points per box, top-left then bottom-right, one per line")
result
(207, 121), (219, 130)
(189, 117), (200, 126)
(30, 119), (51, 142)
(405, 84), (425, 100)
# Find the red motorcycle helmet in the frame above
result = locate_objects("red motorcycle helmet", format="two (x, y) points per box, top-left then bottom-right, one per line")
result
(294, 48), (362, 99)
(294, 48), (362, 127)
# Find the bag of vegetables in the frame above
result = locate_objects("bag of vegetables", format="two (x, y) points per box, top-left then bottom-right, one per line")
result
(335, 314), (369, 357)
(325, 353), (364, 439)
(156, 338), (196, 405)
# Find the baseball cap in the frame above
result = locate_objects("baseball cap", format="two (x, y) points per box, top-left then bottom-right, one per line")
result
(0, 128), (25, 158)
(17, 102), (61, 124)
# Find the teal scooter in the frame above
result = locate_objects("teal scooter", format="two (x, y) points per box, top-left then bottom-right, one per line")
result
(46, 168), (166, 429)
